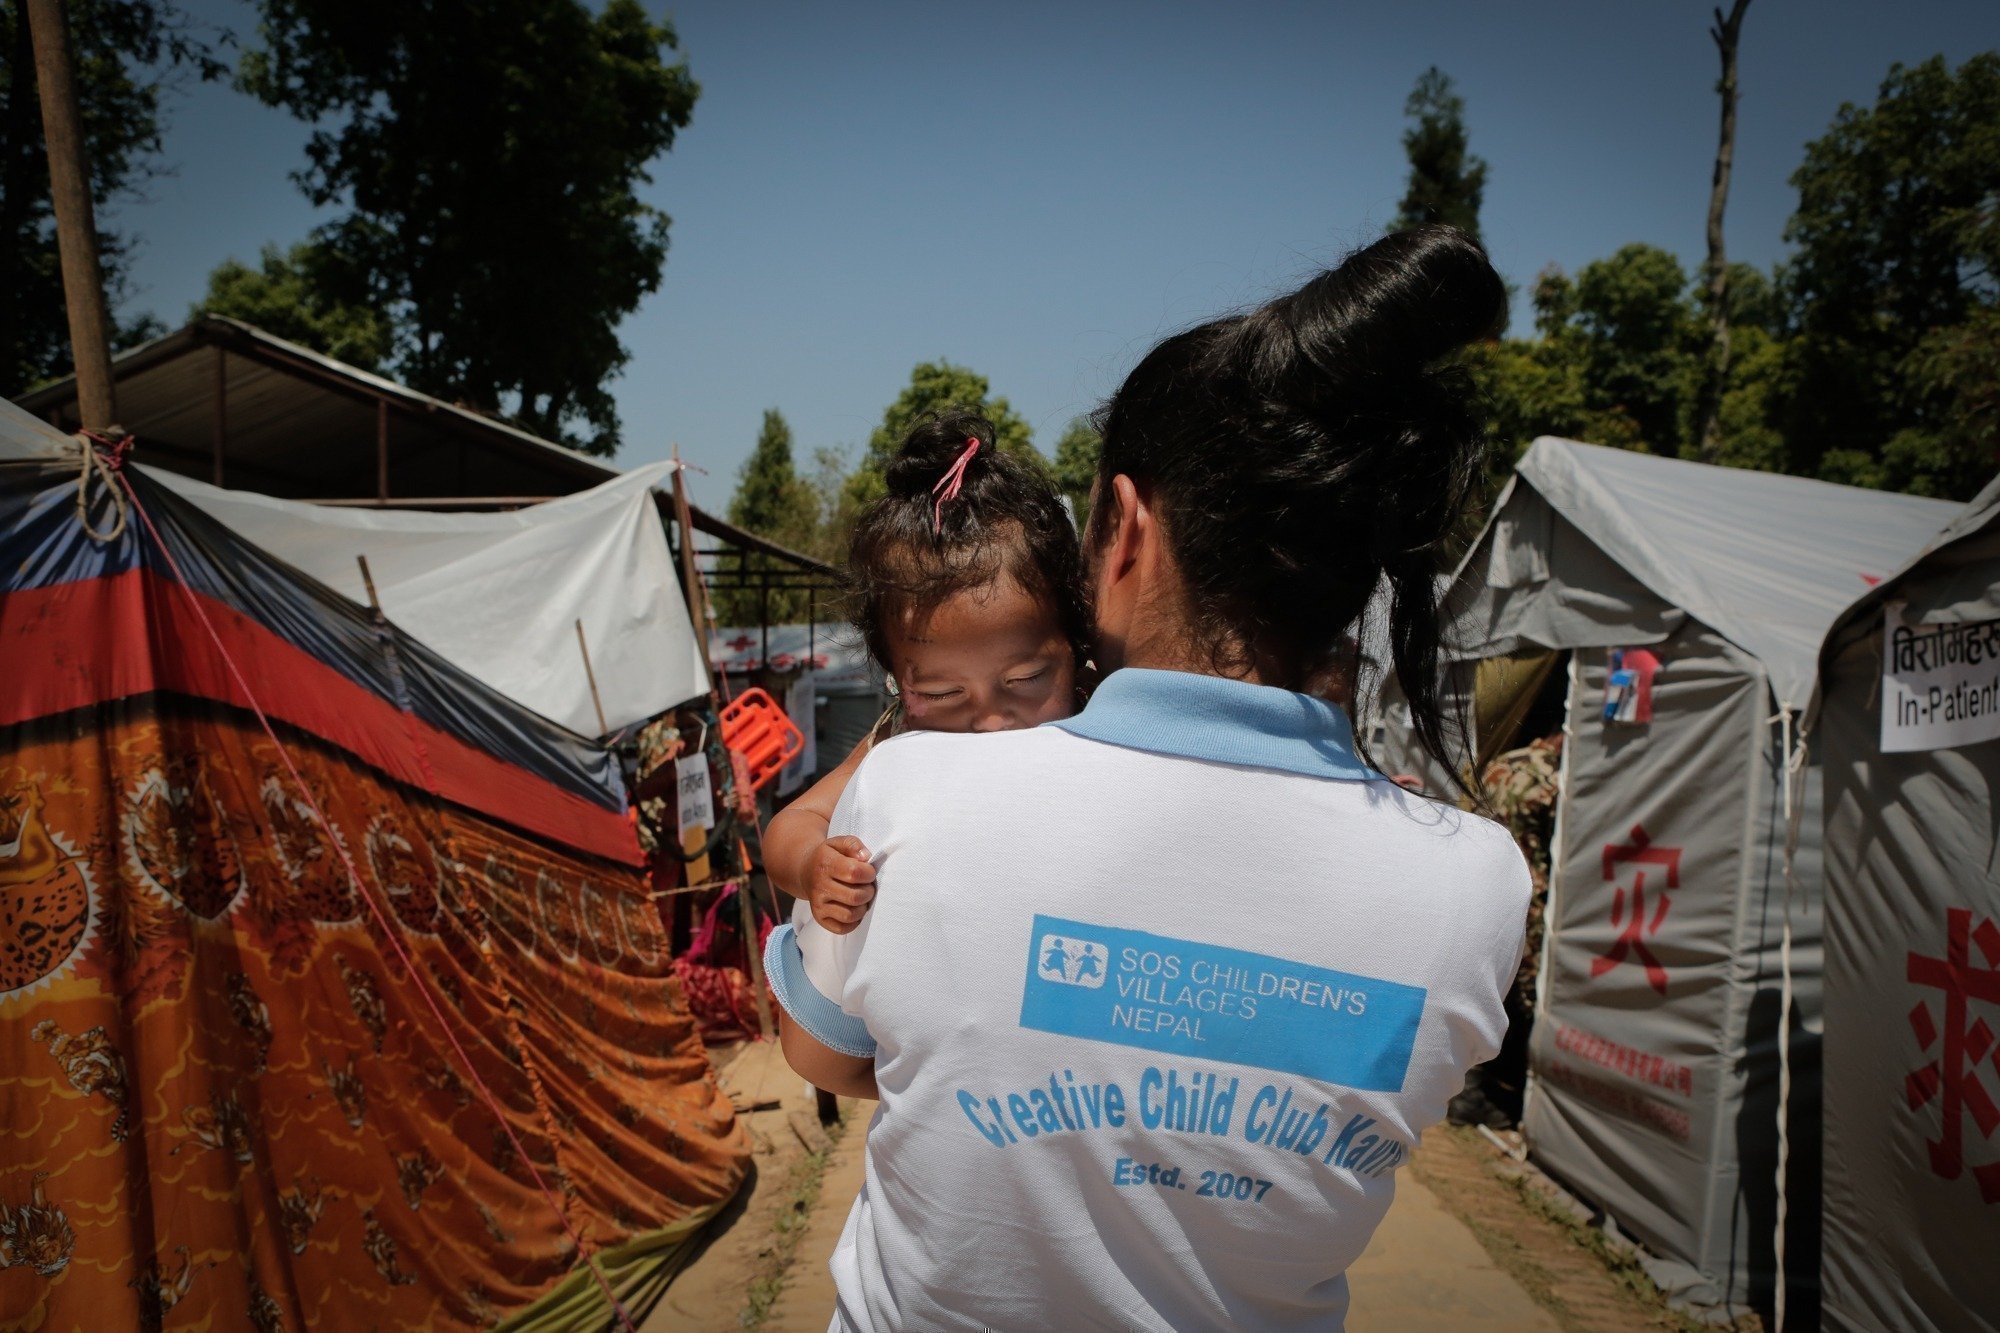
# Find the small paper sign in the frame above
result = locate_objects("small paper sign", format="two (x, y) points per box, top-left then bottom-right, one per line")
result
(1880, 603), (2000, 753)
(675, 754), (715, 833)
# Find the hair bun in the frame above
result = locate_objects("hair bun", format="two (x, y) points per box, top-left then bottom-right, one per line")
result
(885, 409), (995, 499)
(1245, 224), (1506, 405)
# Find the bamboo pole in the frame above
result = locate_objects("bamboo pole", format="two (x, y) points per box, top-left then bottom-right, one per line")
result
(24, 0), (116, 429)
(376, 399), (390, 502)
(669, 450), (716, 676)
(669, 452), (775, 1040)
(574, 619), (610, 736)
(211, 348), (227, 484)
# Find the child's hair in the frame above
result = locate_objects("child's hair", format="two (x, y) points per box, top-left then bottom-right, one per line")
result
(848, 408), (1090, 673)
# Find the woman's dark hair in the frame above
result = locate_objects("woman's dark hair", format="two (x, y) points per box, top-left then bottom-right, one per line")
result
(849, 408), (1090, 674)
(1089, 223), (1506, 789)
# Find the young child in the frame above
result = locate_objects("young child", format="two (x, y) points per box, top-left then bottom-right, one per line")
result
(764, 409), (1091, 933)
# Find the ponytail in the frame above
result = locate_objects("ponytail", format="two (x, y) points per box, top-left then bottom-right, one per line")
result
(1090, 224), (1504, 793)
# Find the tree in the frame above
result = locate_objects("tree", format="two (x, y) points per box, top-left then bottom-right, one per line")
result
(1694, 0), (1753, 460)
(1474, 249), (1791, 480)
(839, 360), (1038, 519)
(1051, 416), (1101, 524)
(714, 409), (821, 624)
(1855, 307), (2000, 498)
(1778, 53), (2000, 492)
(239, 0), (698, 454)
(0, 0), (220, 393)
(1392, 67), (1487, 244)
(194, 242), (391, 369)
(1570, 244), (1701, 454)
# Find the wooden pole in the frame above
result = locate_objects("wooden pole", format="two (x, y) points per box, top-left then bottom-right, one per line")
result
(1695, 0), (1752, 462)
(574, 619), (610, 736)
(24, 0), (117, 430)
(669, 450), (716, 678)
(211, 348), (227, 485)
(670, 452), (775, 1039)
(376, 399), (390, 503)
(356, 555), (382, 614)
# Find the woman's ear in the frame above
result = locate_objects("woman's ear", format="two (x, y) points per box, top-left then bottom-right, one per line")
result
(1089, 475), (1149, 672)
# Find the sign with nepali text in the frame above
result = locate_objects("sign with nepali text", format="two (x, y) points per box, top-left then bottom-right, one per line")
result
(1881, 604), (2000, 753)
(675, 754), (715, 832)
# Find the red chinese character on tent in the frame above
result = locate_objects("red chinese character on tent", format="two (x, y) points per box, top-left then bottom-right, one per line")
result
(1907, 907), (2000, 1204)
(1590, 824), (1682, 995)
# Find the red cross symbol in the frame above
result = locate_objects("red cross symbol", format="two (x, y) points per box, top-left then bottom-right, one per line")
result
(1907, 907), (2000, 1203)
(1589, 824), (1682, 995)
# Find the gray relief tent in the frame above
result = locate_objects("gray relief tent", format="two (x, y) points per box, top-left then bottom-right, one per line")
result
(1391, 437), (1959, 1316)
(1814, 474), (2000, 1332)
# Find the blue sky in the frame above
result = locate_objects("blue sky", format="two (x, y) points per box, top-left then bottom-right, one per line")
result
(113, 1), (1999, 510)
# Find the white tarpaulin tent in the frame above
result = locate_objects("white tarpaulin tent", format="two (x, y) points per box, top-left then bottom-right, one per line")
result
(1392, 437), (1958, 1316)
(1814, 474), (2000, 1332)
(145, 462), (708, 736)
(0, 397), (74, 459)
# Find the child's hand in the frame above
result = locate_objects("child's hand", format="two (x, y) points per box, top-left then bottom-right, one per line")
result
(807, 836), (876, 935)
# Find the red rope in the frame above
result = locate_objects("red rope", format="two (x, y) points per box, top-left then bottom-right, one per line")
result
(112, 468), (639, 1332)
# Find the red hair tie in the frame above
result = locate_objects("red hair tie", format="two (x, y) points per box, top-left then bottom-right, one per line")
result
(931, 437), (980, 531)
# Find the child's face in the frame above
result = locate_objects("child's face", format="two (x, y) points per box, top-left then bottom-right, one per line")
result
(886, 577), (1076, 733)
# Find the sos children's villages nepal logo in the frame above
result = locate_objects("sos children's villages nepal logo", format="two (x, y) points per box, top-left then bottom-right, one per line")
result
(1038, 934), (1109, 989)
(1019, 916), (1426, 1093)
(974, 918), (1427, 1183)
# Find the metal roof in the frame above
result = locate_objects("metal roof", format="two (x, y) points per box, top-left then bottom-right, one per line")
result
(14, 316), (836, 575)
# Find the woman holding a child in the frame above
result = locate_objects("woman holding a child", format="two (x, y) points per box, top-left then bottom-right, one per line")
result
(762, 224), (1531, 1333)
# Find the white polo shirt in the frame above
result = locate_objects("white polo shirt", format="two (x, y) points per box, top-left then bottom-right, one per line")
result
(765, 668), (1530, 1332)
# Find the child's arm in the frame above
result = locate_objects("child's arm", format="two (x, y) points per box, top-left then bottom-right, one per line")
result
(765, 740), (876, 934)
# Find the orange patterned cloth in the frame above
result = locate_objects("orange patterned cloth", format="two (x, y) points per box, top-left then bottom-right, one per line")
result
(0, 701), (748, 1328)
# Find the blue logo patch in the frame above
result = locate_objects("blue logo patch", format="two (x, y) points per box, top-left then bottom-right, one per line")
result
(1018, 915), (1427, 1093)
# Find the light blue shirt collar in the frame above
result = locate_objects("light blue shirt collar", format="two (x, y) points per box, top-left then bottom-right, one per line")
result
(1051, 667), (1381, 782)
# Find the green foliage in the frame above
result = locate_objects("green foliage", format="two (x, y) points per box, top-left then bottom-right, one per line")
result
(730, 410), (819, 546)
(194, 242), (391, 369)
(1877, 307), (2000, 498)
(239, 0), (698, 454)
(1708, 326), (1789, 474)
(1470, 52), (1999, 505)
(0, 0), (223, 393)
(715, 409), (823, 624)
(838, 360), (1038, 520)
(1569, 244), (1700, 453)
(1476, 250), (1788, 474)
(1051, 416), (1101, 524)
(1713, 262), (1783, 336)
(1392, 67), (1487, 244)
(1779, 53), (2000, 490)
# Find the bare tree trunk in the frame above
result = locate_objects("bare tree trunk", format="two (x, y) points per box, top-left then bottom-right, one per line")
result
(1696, 0), (1752, 462)
(24, 0), (116, 428)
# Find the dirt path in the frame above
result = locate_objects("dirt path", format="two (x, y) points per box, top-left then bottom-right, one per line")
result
(652, 1059), (1725, 1333)
(1406, 1127), (1745, 1333)
(754, 1116), (866, 1332)
(641, 1039), (857, 1331)
(731, 1121), (1683, 1332)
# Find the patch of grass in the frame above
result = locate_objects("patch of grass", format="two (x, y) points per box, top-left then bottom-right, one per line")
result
(740, 1113), (848, 1328)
